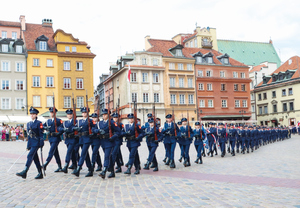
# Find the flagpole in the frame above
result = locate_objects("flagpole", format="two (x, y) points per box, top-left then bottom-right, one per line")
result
(128, 64), (132, 113)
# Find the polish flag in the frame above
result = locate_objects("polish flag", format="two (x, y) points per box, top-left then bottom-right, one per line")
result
(127, 65), (131, 82)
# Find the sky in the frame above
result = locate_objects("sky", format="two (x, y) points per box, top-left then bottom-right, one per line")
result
(2, 0), (300, 89)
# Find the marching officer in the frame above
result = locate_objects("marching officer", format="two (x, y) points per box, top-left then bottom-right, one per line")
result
(193, 122), (206, 164)
(206, 122), (216, 157)
(178, 118), (194, 167)
(143, 118), (162, 171)
(217, 123), (226, 157)
(90, 113), (103, 172)
(123, 113), (144, 175)
(245, 125), (251, 153)
(16, 107), (44, 179)
(228, 124), (237, 156)
(177, 121), (185, 163)
(43, 107), (63, 172)
(162, 114), (179, 168)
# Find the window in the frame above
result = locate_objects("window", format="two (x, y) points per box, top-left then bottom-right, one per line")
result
(64, 97), (71, 108)
(131, 93), (137, 102)
(152, 58), (158, 66)
(290, 102), (294, 111)
(259, 106), (262, 115)
(16, 62), (24, 72)
(46, 96), (53, 107)
(234, 84), (238, 91)
(190, 41), (193, 47)
(169, 63), (175, 69)
(264, 106), (268, 114)
(179, 78), (184, 88)
(76, 62), (82, 71)
(2, 44), (8, 52)
(187, 64), (192, 71)
(2, 31), (7, 38)
(273, 104), (277, 113)
(235, 100), (240, 107)
(220, 71), (225, 77)
(170, 94), (176, 104)
(178, 63), (184, 70)
(199, 100), (205, 107)
(1, 61), (9, 71)
(283, 103), (287, 112)
(241, 84), (246, 91)
(16, 98), (24, 109)
(39, 41), (47, 50)
(221, 100), (227, 108)
(258, 94), (262, 100)
(170, 77), (175, 87)
(175, 49), (182, 56)
(194, 39), (197, 47)
(207, 57), (213, 64)
(16, 80), (24, 90)
(33, 96), (40, 107)
(153, 73), (159, 83)
(208, 100), (213, 107)
(233, 72), (238, 78)
(272, 91), (276, 98)
(130, 72), (137, 82)
(223, 58), (229, 64)
(221, 84), (226, 91)
(16, 45), (22, 53)
(76, 78), (84, 89)
(47, 59), (53, 67)
(252, 105), (255, 112)
(72, 46), (76, 52)
(33, 58), (39, 66)
(242, 100), (247, 107)
(198, 70), (203, 77)
(1, 80), (10, 90)
(188, 78), (193, 88)
(251, 94), (254, 100)
(65, 46), (70, 52)
(63, 78), (71, 89)
(142, 58), (147, 65)
(142, 73), (148, 82)
(282, 89), (286, 96)
(46, 77), (54, 87)
(196, 57), (202, 63)
(154, 93), (159, 103)
(288, 88), (293, 95)
(64, 62), (70, 70)
(12, 32), (17, 39)
(143, 93), (149, 103)
(198, 83), (204, 90)
(188, 94), (194, 104)
(1, 98), (10, 109)
(206, 71), (212, 77)
(207, 83), (212, 91)
(179, 94), (185, 104)
(240, 73), (245, 78)
(263, 93), (267, 99)
(32, 76), (40, 87)
(77, 97), (84, 108)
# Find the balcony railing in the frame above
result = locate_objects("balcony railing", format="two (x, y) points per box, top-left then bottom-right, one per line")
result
(201, 40), (213, 49)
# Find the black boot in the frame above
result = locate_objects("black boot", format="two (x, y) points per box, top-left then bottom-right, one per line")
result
(232, 150), (235, 156)
(71, 165), (78, 174)
(227, 146), (230, 153)
(183, 158), (188, 167)
(202, 152), (206, 157)
(134, 168), (140, 175)
(221, 151), (225, 157)
(215, 149), (218, 155)
(162, 157), (167, 163)
(72, 166), (81, 177)
(99, 167), (107, 179)
(186, 158), (191, 166)
(143, 161), (150, 170)
(35, 167), (43, 179)
(108, 170), (115, 178)
(124, 165), (132, 175)
(194, 157), (199, 164)
(165, 158), (170, 166)
(247, 149), (249, 153)
(16, 166), (29, 179)
(150, 163), (156, 168)
(43, 161), (49, 171)
(125, 162), (129, 168)
(179, 156), (183, 162)
(68, 164), (75, 169)
(96, 165), (102, 172)
(62, 164), (68, 174)
(199, 156), (203, 164)
(85, 167), (93, 177)
(153, 166), (159, 171)
(115, 166), (122, 173)
(170, 160), (176, 168)
(236, 149), (239, 153)
(54, 165), (63, 172)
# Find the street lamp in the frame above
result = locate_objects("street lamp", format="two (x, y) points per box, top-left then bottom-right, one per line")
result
(239, 110), (246, 122)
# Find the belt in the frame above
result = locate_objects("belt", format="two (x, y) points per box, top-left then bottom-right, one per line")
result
(50, 132), (59, 137)
(78, 131), (89, 137)
(126, 135), (135, 140)
(66, 133), (75, 138)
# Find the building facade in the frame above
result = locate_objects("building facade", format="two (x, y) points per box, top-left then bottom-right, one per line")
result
(94, 74), (109, 113)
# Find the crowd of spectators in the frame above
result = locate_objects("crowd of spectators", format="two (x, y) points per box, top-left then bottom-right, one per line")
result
(0, 125), (27, 141)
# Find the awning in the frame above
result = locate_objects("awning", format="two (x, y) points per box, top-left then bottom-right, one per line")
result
(201, 115), (251, 120)
(0, 116), (47, 124)
(40, 111), (82, 117)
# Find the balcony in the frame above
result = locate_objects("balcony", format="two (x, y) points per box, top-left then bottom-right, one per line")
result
(201, 40), (213, 49)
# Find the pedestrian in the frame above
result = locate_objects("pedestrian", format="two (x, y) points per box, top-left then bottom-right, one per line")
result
(1, 126), (6, 141)
(11, 127), (16, 141)
(178, 118), (194, 167)
(193, 122), (206, 164)
(15, 126), (20, 141)
(5, 126), (10, 141)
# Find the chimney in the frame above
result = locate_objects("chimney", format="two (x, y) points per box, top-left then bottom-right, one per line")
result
(19, 15), (26, 31)
(42, 19), (53, 27)
(145, 35), (151, 51)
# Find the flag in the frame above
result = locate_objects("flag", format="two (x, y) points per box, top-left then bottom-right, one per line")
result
(127, 65), (131, 82)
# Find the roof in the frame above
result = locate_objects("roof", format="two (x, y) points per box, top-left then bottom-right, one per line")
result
(256, 56), (300, 87)
(217, 39), (281, 67)
(249, 64), (267, 73)
(147, 38), (247, 67)
(0, 20), (21, 27)
(23, 23), (56, 51)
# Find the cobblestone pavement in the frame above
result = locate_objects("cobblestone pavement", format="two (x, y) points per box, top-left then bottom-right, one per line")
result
(1, 135), (300, 207)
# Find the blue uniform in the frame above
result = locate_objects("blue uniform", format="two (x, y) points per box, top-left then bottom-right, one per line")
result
(193, 127), (206, 158)
(206, 127), (217, 155)
(143, 126), (162, 165)
(110, 121), (124, 169)
(178, 125), (194, 164)
(228, 128), (237, 153)
(162, 122), (179, 162)
(217, 128), (226, 156)
(143, 122), (158, 167)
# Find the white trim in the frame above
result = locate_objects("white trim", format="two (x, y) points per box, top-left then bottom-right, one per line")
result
(15, 97), (25, 110)
(1, 60), (10, 71)
(15, 79), (26, 90)
(1, 79), (11, 90)
(1, 97), (11, 109)
(15, 61), (25, 72)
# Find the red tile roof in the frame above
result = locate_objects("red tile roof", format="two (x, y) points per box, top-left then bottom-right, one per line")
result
(257, 56), (300, 86)
(23, 23), (56, 51)
(249, 64), (267, 73)
(0, 20), (21, 27)
(147, 38), (247, 67)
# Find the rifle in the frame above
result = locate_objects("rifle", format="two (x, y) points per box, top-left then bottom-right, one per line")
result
(108, 93), (113, 138)
(187, 110), (190, 138)
(172, 108), (177, 137)
(97, 95), (100, 122)
(117, 96), (120, 125)
(52, 92), (57, 133)
(153, 104), (158, 141)
(133, 100), (139, 138)
(199, 109), (202, 140)
(86, 90), (92, 135)
(72, 93), (78, 137)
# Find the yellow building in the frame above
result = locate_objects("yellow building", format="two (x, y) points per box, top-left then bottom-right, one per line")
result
(53, 29), (95, 111)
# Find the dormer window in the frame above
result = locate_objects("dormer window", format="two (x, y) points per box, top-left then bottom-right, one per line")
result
(13, 39), (24, 54)
(197, 57), (202, 63)
(169, 44), (184, 57)
(203, 52), (214, 64)
(39, 41), (47, 50)
(207, 57), (213, 64)
(193, 51), (203, 64)
(35, 35), (49, 51)
(217, 53), (230, 65)
(16, 45), (22, 53)
(2, 44), (8, 52)
(175, 49), (183, 56)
